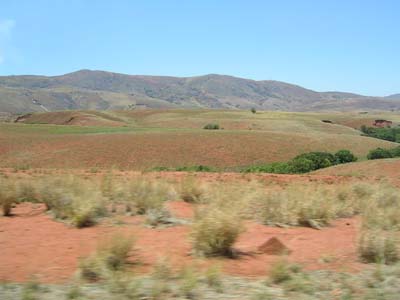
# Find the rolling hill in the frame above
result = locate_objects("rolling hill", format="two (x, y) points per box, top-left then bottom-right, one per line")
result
(1, 110), (399, 170)
(0, 69), (399, 113)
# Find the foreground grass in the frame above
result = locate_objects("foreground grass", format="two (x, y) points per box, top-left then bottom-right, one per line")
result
(2, 262), (400, 300)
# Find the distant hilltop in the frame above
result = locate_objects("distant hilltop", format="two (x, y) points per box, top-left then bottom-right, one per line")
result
(0, 69), (399, 114)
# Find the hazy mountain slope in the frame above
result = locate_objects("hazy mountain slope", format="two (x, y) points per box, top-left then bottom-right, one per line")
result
(386, 94), (400, 100)
(0, 70), (399, 113)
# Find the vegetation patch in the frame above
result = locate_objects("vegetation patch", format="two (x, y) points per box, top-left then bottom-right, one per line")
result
(244, 150), (357, 174)
(203, 123), (220, 130)
(361, 124), (400, 142)
(367, 145), (400, 160)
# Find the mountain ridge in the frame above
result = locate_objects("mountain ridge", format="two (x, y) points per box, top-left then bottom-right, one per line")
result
(0, 69), (399, 114)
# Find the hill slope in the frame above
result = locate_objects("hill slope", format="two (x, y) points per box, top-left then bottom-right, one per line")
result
(1, 70), (399, 113)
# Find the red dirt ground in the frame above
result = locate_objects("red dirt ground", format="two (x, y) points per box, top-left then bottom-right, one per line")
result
(0, 202), (365, 283)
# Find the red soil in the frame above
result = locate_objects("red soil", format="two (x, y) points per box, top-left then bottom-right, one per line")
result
(0, 202), (364, 283)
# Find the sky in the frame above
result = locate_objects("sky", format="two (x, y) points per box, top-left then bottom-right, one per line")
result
(0, 0), (399, 96)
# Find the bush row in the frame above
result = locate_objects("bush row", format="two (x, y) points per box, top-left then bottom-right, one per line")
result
(367, 146), (400, 160)
(361, 125), (400, 143)
(151, 165), (215, 172)
(243, 150), (357, 174)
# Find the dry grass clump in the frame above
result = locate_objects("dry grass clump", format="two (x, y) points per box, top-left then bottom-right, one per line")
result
(0, 178), (17, 216)
(126, 179), (173, 215)
(269, 259), (302, 284)
(37, 176), (107, 227)
(353, 184), (400, 264)
(252, 184), (354, 228)
(79, 233), (135, 281)
(100, 172), (127, 213)
(360, 184), (400, 231)
(358, 230), (399, 264)
(180, 177), (205, 203)
(191, 207), (244, 257)
(0, 177), (40, 216)
(204, 265), (223, 292)
(179, 265), (199, 298)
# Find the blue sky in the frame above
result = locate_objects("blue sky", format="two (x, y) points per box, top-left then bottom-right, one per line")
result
(0, 0), (399, 96)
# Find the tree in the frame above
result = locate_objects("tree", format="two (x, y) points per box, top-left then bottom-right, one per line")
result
(293, 152), (336, 170)
(289, 158), (315, 173)
(334, 150), (357, 164)
(251, 107), (256, 114)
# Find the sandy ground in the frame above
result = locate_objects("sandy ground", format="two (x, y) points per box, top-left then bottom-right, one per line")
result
(0, 201), (364, 283)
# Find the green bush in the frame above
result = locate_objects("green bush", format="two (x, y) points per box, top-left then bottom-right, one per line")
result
(244, 150), (354, 174)
(389, 146), (400, 157)
(360, 125), (400, 142)
(367, 148), (393, 160)
(203, 123), (220, 130)
(288, 157), (315, 173)
(293, 152), (336, 170)
(334, 149), (358, 164)
(243, 162), (291, 174)
(175, 165), (214, 172)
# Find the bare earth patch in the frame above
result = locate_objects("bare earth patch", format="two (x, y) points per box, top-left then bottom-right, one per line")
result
(0, 201), (363, 283)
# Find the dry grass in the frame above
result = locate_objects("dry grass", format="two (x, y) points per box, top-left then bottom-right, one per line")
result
(37, 176), (107, 227)
(79, 233), (135, 281)
(191, 206), (244, 257)
(126, 179), (173, 215)
(0, 178), (17, 216)
(180, 177), (205, 203)
(358, 230), (399, 264)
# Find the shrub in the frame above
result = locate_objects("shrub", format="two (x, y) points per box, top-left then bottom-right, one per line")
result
(358, 230), (399, 264)
(191, 208), (243, 257)
(203, 123), (220, 130)
(251, 107), (257, 114)
(367, 148), (393, 160)
(334, 150), (358, 164)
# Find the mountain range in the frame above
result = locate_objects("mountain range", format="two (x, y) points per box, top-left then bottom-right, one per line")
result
(0, 69), (399, 114)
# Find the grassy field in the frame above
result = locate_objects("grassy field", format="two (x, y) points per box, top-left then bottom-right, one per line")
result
(1, 109), (398, 170)
(314, 157), (400, 180)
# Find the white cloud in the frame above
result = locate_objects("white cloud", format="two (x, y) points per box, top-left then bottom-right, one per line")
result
(0, 19), (16, 64)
